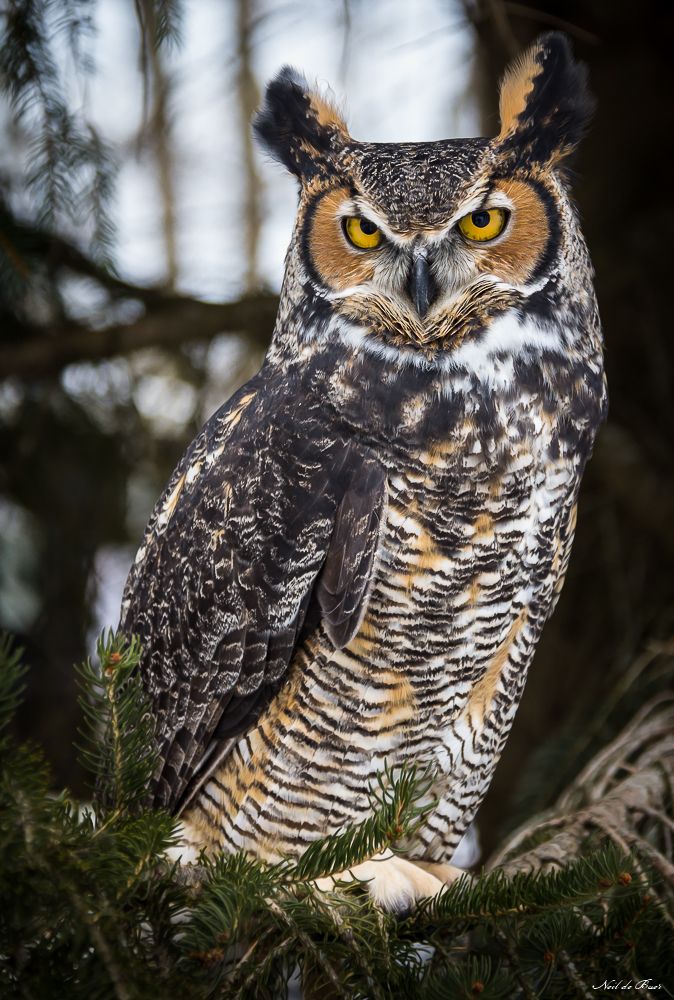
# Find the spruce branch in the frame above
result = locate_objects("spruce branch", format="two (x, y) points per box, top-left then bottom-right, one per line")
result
(265, 898), (347, 999)
(422, 953), (517, 1000)
(0, 2), (117, 260)
(77, 630), (158, 818)
(416, 843), (638, 927)
(288, 761), (437, 882)
(152, 0), (184, 47)
(1, 633), (672, 995)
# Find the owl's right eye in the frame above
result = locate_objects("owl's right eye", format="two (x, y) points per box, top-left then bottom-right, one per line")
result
(343, 216), (383, 250)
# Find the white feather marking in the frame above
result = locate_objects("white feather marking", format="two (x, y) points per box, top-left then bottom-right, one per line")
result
(318, 309), (564, 388)
(185, 461), (202, 485)
(447, 312), (563, 378)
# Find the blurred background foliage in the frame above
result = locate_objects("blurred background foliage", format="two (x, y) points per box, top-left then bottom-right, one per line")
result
(0, 0), (672, 861)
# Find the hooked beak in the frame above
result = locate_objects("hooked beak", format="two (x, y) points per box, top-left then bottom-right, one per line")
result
(407, 253), (437, 319)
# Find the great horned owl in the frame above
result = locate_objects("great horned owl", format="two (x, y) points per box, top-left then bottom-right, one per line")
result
(121, 32), (606, 910)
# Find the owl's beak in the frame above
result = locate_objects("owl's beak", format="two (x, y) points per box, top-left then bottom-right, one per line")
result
(408, 253), (437, 319)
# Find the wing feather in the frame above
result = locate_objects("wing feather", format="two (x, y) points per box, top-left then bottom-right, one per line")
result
(316, 459), (387, 648)
(120, 368), (386, 812)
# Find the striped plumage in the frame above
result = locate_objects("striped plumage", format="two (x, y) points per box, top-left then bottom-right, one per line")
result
(121, 33), (606, 909)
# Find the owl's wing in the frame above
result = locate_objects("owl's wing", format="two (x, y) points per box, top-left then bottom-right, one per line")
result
(120, 371), (387, 813)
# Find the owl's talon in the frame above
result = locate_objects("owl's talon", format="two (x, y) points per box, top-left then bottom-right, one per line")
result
(410, 860), (468, 886)
(314, 849), (448, 913)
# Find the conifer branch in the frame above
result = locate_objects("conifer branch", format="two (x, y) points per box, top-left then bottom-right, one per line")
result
(76, 631), (157, 817)
(289, 762), (437, 882)
(417, 843), (639, 926)
(68, 888), (134, 1000)
(1, 634), (672, 995)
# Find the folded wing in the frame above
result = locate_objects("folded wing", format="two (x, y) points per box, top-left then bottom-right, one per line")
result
(120, 371), (387, 813)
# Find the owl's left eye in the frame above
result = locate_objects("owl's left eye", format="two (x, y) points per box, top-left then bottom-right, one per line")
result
(343, 216), (382, 250)
(458, 208), (509, 243)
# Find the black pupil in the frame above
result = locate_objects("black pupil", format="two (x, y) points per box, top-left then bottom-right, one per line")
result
(359, 218), (377, 235)
(471, 211), (491, 229)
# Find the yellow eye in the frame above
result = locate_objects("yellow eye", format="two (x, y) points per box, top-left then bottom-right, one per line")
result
(458, 208), (508, 243)
(344, 216), (382, 250)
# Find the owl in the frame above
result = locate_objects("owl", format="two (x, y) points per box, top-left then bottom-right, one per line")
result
(120, 32), (606, 911)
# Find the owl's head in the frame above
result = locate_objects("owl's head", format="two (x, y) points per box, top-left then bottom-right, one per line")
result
(255, 32), (598, 374)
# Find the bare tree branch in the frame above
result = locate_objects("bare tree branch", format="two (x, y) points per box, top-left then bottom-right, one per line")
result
(502, 2), (599, 45)
(146, 4), (179, 287)
(489, 695), (674, 880)
(0, 213), (167, 305)
(0, 291), (278, 378)
(236, 0), (262, 290)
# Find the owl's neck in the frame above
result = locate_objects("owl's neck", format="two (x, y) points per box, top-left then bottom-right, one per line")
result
(265, 275), (605, 458)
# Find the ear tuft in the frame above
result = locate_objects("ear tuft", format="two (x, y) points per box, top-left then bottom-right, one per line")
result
(253, 67), (349, 179)
(498, 32), (594, 167)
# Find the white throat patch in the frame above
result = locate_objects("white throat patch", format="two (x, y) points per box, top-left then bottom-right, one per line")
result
(313, 308), (564, 389)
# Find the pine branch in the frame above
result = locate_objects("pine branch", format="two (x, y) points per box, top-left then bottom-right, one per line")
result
(0, 2), (117, 259)
(422, 953), (519, 1000)
(418, 844), (638, 926)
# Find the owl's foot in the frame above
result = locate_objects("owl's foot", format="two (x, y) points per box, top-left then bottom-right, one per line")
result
(409, 859), (466, 885)
(164, 820), (204, 866)
(313, 849), (457, 914)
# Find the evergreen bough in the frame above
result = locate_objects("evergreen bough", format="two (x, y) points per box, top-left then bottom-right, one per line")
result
(0, 632), (671, 998)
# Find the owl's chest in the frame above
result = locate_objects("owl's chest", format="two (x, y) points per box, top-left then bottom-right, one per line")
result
(371, 416), (567, 613)
(328, 421), (577, 745)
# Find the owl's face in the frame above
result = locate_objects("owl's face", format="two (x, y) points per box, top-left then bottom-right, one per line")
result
(256, 33), (598, 371)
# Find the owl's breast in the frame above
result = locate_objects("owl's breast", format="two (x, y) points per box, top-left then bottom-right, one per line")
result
(183, 403), (583, 862)
(321, 423), (580, 756)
